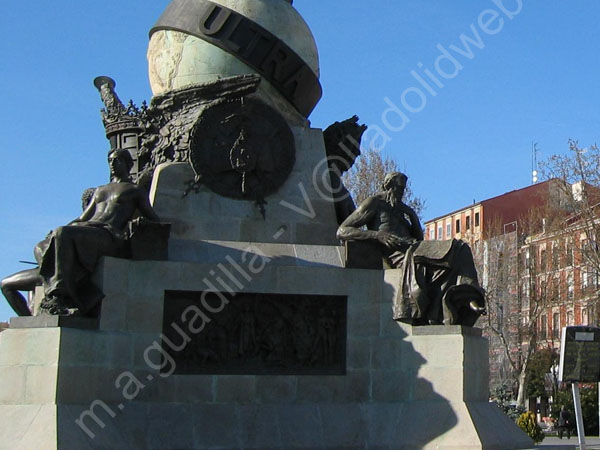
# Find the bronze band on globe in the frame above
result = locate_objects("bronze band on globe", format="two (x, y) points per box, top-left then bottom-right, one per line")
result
(150, 0), (322, 118)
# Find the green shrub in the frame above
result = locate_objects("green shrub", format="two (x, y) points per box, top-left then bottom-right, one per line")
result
(490, 384), (526, 422)
(517, 411), (545, 444)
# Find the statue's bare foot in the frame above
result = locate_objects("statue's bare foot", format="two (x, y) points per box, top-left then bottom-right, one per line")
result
(469, 300), (486, 315)
(39, 296), (80, 316)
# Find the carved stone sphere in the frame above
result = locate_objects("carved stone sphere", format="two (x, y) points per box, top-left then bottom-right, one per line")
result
(148, 0), (320, 124)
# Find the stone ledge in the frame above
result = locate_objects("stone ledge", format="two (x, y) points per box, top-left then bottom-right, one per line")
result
(400, 323), (483, 337)
(168, 239), (345, 267)
(10, 316), (99, 330)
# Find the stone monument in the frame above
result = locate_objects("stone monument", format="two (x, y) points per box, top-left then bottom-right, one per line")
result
(0, 1), (533, 448)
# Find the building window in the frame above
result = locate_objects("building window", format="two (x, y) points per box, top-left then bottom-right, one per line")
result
(582, 267), (598, 290)
(553, 274), (560, 300)
(429, 227), (435, 240)
(497, 251), (506, 285)
(540, 315), (547, 340)
(567, 272), (574, 299)
(589, 306), (596, 326)
(523, 250), (529, 268)
(547, 276), (555, 299)
(552, 313), (560, 339)
(520, 281), (530, 309)
(455, 219), (461, 234)
(446, 223), (451, 238)
(437, 225), (442, 239)
(540, 248), (547, 272)
(582, 307), (589, 326)
(466, 216), (471, 230)
(566, 240), (574, 267)
(475, 212), (480, 227)
(582, 268), (589, 290)
(580, 239), (590, 264)
(539, 274), (547, 297)
(567, 311), (574, 326)
(552, 243), (559, 270)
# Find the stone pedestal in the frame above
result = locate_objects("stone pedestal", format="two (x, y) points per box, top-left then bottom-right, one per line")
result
(1, 0), (534, 447)
(397, 325), (533, 449)
(0, 255), (532, 449)
(149, 129), (340, 248)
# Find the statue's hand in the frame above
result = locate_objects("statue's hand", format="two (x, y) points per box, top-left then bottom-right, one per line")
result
(127, 217), (146, 237)
(130, 217), (146, 226)
(130, 216), (160, 227)
(376, 231), (409, 249)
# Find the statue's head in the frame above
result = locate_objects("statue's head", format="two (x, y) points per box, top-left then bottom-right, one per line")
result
(382, 172), (407, 197)
(108, 148), (134, 178)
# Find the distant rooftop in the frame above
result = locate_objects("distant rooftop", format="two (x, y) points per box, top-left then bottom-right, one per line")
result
(425, 179), (556, 224)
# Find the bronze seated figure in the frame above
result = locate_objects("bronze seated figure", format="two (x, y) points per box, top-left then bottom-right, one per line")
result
(337, 172), (486, 326)
(1, 149), (163, 318)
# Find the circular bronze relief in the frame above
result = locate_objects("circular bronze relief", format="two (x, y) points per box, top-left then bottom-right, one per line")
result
(189, 98), (296, 201)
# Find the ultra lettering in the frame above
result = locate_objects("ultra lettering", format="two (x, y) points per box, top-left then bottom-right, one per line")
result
(200, 5), (231, 35)
(194, 1), (321, 116)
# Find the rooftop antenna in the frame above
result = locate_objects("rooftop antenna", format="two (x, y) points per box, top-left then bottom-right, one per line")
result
(532, 142), (539, 184)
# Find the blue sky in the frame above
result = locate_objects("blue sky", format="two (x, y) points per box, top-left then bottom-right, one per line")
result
(1, 0), (599, 321)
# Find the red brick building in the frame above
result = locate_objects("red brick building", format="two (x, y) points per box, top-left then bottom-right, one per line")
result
(424, 179), (566, 246)
(524, 217), (599, 347)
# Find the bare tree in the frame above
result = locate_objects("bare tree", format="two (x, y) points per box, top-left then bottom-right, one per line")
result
(480, 205), (565, 408)
(490, 139), (600, 409)
(540, 140), (600, 286)
(343, 147), (425, 218)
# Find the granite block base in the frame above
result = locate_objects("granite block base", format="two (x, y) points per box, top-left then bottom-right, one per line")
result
(0, 258), (532, 449)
